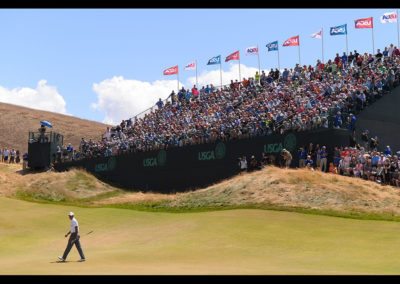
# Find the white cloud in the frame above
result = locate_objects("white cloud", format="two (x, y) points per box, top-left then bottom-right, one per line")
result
(92, 76), (179, 125)
(92, 64), (261, 125)
(187, 63), (259, 87)
(0, 80), (67, 114)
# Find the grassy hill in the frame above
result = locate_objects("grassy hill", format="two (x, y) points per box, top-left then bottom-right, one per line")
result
(2, 163), (400, 221)
(0, 102), (109, 153)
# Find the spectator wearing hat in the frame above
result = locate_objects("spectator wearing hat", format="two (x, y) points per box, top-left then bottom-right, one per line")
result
(384, 145), (392, 156)
(58, 212), (85, 262)
(298, 147), (307, 168)
(249, 155), (259, 172)
(305, 155), (314, 170)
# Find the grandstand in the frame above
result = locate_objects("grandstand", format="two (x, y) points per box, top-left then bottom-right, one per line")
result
(55, 45), (400, 192)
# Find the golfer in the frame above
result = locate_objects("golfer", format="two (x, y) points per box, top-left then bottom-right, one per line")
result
(58, 212), (86, 262)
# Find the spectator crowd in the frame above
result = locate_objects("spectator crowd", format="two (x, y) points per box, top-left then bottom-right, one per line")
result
(0, 148), (21, 164)
(63, 44), (400, 170)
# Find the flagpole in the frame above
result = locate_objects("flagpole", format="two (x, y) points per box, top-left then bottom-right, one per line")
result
(257, 45), (261, 82)
(345, 32), (349, 55)
(238, 55), (242, 82)
(322, 28), (325, 63)
(372, 23), (375, 55)
(397, 9), (399, 47)
(219, 62), (222, 90)
(277, 46), (281, 70)
(177, 69), (179, 93)
(298, 43), (301, 65)
(195, 60), (198, 87)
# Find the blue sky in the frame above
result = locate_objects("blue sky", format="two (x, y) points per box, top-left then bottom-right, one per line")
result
(0, 9), (398, 124)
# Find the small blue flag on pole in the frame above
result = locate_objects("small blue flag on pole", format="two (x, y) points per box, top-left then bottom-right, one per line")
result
(266, 41), (279, 51)
(330, 24), (347, 35)
(207, 55), (221, 65)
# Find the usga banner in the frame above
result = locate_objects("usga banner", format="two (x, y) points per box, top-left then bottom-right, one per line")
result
(380, 11), (397, 23)
(330, 24), (347, 35)
(355, 17), (373, 29)
(163, 65), (178, 75)
(283, 35), (299, 46)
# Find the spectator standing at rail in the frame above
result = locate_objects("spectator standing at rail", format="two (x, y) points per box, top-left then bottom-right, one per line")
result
(281, 149), (292, 168)
(3, 148), (9, 163)
(361, 130), (370, 150)
(305, 155), (314, 170)
(22, 153), (28, 170)
(9, 149), (16, 163)
(239, 156), (248, 173)
(248, 155), (259, 172)
(156, 98), (164, 109)
(384, 145), (392, 156)
(320, 146), (328, 172)
(298, 147), (307, 168)
(56, 145), (62, 163)
(67, 143), (74, 161)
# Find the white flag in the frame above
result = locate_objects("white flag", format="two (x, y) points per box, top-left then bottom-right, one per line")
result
(245, 46), (259, 55)
(184, 61), (196, 71)
(381, 11), (397, 23)
(311, 29), (322, 39)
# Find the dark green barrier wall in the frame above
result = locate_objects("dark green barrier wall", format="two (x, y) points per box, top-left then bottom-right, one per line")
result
(54, 128), (350, 193)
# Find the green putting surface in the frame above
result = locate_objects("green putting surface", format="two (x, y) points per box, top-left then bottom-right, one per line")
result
(1, 197), (400, 274)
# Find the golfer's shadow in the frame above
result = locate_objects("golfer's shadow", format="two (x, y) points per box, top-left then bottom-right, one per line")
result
(50, 260), (72, 263)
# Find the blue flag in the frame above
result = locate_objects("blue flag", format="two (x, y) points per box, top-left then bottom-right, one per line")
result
(330, 24), (347, 35)
(207, 55), (221, 65)
(266, 41), (279, 51)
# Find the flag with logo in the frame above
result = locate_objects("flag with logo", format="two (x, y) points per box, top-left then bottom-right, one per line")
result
(380, 11), (397, 23)
(266, 41), (279, 51)
(330, 24), (347, 35)
(163, 65), (178, 75)
(283, 35), (300, 46)
(225, 50), (240, 62)
(245, 46), (258, 55)
(184, 61), (196, 71)
(207, 55), (221, 65)
(355, 17), (373, 29)
(311, 29), (322, 39)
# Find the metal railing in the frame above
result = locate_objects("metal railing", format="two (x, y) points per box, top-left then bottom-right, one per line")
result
(28, 131), (63, 145)
(129, 83), (235, 121)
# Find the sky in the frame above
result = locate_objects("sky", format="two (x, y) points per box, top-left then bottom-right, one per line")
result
(0, 9), (398, 125)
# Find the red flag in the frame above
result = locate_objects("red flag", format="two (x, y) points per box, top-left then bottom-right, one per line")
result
(283, 35), (300, 46)
(225, 50), (240, 62)
(355, 17), (373, 28)
(163, 65), (178, 75)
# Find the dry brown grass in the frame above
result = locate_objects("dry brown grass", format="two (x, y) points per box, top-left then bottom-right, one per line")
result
(168, 167), (400, 216)
(2, 161), (400, 217)
(0, 163), (117, 200)
(0, 102), (109, 153)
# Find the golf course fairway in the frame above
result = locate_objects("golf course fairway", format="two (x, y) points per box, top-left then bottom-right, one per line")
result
(1, 196), (400, 274)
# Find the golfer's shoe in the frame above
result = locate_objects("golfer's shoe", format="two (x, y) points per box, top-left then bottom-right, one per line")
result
(58, 256), (65, 262)
(78, 258), (86, 262)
